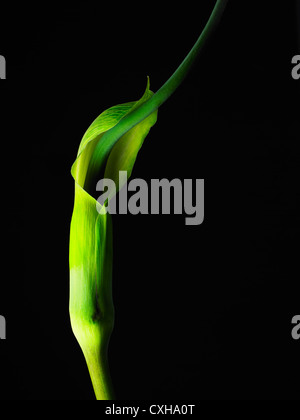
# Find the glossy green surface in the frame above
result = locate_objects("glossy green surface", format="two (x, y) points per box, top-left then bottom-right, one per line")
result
(69, 81), (157, 399)
(69, 0), (228, 400)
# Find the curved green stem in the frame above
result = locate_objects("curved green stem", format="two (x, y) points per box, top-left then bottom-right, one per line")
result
(73, 0), (228, 400)
(85, 0), (228, 191)
(83, 339), (115, 400)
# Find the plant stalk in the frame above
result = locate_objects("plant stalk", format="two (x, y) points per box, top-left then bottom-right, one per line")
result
(74, 0), (228, 400)
(83, 344), (115, 400)
(85, 0), (229, 191)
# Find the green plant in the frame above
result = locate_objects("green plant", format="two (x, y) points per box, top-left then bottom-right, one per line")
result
(69, 0), (228, 400)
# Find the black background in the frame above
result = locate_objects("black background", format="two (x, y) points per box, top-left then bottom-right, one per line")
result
(0, 0), (299, 400)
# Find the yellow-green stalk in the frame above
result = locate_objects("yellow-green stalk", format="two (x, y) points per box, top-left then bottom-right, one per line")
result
(69, 0), (228, 400)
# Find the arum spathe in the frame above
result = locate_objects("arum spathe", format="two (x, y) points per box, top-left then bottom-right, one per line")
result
(69, 0), (228, 400)
(69, 80), (157, 399)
